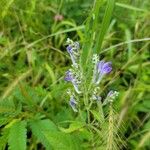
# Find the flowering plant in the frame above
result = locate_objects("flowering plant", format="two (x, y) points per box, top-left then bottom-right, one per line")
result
(65, 38), (118, 113)
(63, 38), (124, 149)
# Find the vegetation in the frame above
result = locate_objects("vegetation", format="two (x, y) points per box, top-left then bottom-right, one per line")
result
(0, 0), (149, 149)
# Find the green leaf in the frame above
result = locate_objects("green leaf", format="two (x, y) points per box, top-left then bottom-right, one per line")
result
(0, 128), (9, 150)
(29, 119), (58, 149)
(44, 131), (81, 150)
(59, 121), (85, 133)
(116, 2), (146, 12)
(90, 110), (102, 123)
(0, 97), (15, 113)
(81, 0), (104, 67)
(95, 0), (115, 53)
(0, 117), (9, 127)
(144, 120), (150, 130)
(0, 0), (15, 18)
(8, 121), (27, 150)
(29, 119), (82, 150)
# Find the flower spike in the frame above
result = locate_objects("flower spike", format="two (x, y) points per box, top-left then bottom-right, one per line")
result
(65, 70), (81, 94)
(66, 38), (80, 66)
(69, 96), (78, 112)
(93, 59), (112, 85)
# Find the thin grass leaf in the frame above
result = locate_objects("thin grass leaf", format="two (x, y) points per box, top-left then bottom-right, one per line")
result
(81, 0), (104, 67)
(138, 131), (150, 149)
(1, 69), (32, 100)
(125, 28), (132, 60)
(95, 0), (115, 53)
(116, 2), (147, 12)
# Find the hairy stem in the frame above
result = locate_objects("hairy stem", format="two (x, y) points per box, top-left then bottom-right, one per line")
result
(106, 103), (114, 150)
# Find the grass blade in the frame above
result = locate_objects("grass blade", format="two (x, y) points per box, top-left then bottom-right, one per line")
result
(95, 0), (115, 53)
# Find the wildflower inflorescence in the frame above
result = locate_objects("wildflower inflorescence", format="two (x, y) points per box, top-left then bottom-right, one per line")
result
(65, 38), (118, 112)
(65, 69), (81, 94)
(93, 60), (112, 85)
(66, 38), (80, 67)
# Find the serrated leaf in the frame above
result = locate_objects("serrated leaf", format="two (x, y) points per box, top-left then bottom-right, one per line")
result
(59, 121), (85, 133)
(29, 119), (82, 150)
(44, 131), (81, 150)
(29, 119), (58, 149)
(0, 97), (15, 113)
(0, 117), (9, 127)
(0, 128), (9, 150)
(8, 121), (27, 150)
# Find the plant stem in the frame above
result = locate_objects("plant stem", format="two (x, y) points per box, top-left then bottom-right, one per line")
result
(106, 103), (114, 150)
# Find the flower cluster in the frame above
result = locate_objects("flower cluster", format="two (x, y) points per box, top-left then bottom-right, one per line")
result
(103, 90), (119, 105)
(65, 70), (81, 94)
(66, 38), (80, 66)
(65, 39), (82, 112)
(90, 87), (102, 101)
(93, 58), (112, 85)
(66, 89), (78, 112)
(107, 90), (119, 102)
(69, 96), (78, 112)
(65, 39), (118, 112)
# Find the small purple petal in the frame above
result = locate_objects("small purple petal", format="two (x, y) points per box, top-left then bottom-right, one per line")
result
(97, 61), (105, 73)
(70, 98), (77, 106)
(102, 62), (112, 74)
(69, 97), (78, 112)
(94, 61), (112, 84)
(97, 61), (112, 75)
(64, 71), (73, 81)
(66, 45), (72, 53)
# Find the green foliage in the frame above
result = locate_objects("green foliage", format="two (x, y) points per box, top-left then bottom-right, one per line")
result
(29, 119), (82, 150)
(95, 0), (115, 53)
(0, 0), (15, 18)
(0, 0), (149, 149)
(8, 121), (27, 150)
(29, 119), (56, 149)
(0, 128), (9, 150)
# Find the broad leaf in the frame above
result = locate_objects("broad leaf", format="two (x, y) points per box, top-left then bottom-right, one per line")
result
(8, 121), (27, 150)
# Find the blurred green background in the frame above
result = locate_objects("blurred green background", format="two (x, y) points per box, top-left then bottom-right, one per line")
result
(0, 0), (150, 149)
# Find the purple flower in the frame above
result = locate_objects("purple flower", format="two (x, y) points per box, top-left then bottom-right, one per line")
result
(65, 70), (81, 94)
(69, 96), (78, 112)
(93, 60), (112, 85)
(66, 45), (76, 65)
(54, 14), (64, 21)
(66, 45), (73, 53)
(97, 61), (112, 75)
(65, 70), (73, 81)
(66, 40), (80, 66)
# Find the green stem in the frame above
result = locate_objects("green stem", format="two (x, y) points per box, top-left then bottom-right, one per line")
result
(97, 100), (104, 123)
